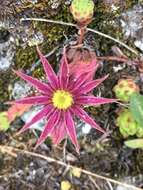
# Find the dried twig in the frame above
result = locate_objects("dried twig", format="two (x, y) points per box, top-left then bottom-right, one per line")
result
(0, 145), (142, 190)
(20, 18), (138, 56)
(106, 180), (114, 190)
(97, 56), (139, 65)
(0, 145), (17, 158)
(89, 176), (101, 190)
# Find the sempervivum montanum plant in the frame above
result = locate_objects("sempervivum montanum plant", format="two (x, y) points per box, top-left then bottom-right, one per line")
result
(70, 0), (94, 26)
(12, 47), (116, 153)
(113, 79), (139, 102)
(116, 109), (143, 138)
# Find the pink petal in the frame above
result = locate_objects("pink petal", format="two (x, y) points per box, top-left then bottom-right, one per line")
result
(50, 121), (66, 145)
(18, 104), (54, 134)
(71, 106), (105, 133)
(59, 47), (69, 88)
(68, 72), (91, 91)
(14, 96), (50, 105)
(35, 109), (61, 148)
(7, 104), (32, 123)
(37, 47), (58, 88)
(73, 72), (91, 89)
(64, 110), (79, 153)
(73, 75), (108, 94)
(76, 96), (117, 106)
(69, 58), (98, 81)
(14, 70), (52, 94)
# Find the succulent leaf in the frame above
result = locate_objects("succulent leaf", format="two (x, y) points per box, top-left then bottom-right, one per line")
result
(125, 139), (143, 149)
(0, 112), (10, 131)
(130, 93), (143, 128)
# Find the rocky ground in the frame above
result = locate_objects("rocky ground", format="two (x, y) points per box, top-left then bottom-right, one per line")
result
(0, 0), (143, 190)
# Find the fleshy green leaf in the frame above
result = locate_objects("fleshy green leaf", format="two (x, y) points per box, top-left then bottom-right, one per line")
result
(130, 93), (143, 128)
(61, 181), (71, 190)
(124, 139), (143, 149)
(0, 112), (10, 131)
(70, 167), (81, 178)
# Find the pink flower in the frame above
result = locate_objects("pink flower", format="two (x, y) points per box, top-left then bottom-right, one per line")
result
(13, 47), (116, 153)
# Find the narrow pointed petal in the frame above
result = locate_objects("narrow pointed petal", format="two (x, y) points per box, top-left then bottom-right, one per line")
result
(73, 75), (108, 94)
(59, 47), (69, 88)
(69, 58), (98, 81)
(73, 72), (91, 90)
(64, 110), (79, 153)
(76, 96), (117, 106)
(71, 106), (105, 133)
(35, 109), (61, 148)
(50, 121), (66, 145)
(36, 47), (58, 88)
(18, 104), (54, 134)
(68, 72), (91, 91)
(14, 70), (52, 94)
(14, 96), (50, 105)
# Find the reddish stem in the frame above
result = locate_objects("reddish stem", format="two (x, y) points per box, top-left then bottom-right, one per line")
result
(77, 27), (86, 45)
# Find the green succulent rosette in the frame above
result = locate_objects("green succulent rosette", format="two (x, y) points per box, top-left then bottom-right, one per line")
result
(0, 112), (10, 131)
(116, 109), (143, 138)
(113, 79), (139, 102)
(70, 0), (94, 24)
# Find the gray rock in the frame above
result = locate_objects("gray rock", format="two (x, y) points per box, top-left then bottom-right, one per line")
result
(21, 106), (46, 131)
(116, 175), (143, 190)
(0, 34), (15, 72)
(120, 5), (143, 52)
(48, 0), (62, 9)
(12, 81), (32, 99)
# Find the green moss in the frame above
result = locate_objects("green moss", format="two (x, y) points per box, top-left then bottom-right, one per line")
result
(34, 3), (73, 46)
(89, 1), (138, 56)
(125, 0), (139, 8)
(15, 47), (38, 70)
(0, 72), (12, 105)
(14, 3), (73, 78)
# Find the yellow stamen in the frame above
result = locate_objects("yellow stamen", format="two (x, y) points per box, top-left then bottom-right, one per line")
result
(52, 90), (73, 110)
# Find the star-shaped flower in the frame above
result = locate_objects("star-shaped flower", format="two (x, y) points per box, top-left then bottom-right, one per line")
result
(13, 47), (116, 153)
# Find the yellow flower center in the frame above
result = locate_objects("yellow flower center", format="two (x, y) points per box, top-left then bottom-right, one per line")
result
(52, 90), (73, 110)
